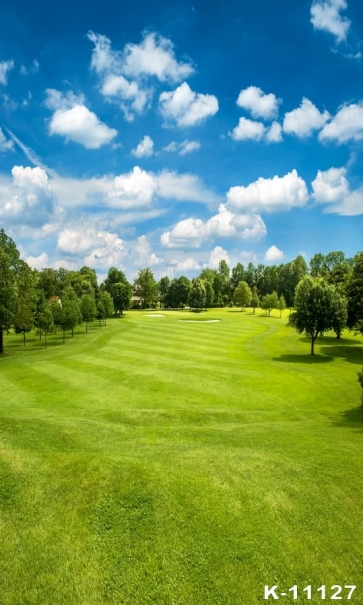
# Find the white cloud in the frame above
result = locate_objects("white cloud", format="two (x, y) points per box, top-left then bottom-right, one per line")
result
(58, 226), (127, 269)
(161, 204), (266, 248)
(236, 86), (280, 120)
(319, 103), (363, 143)
(230, 117), (266, 141)
(311, 166), (363, 215)
(159, 82), (219, 127)
(0, 165), (54, 226)
(106, 166), (159, 209)
(171, 257), (201, 272)
(266, 121), (283, 143)
(310, 0), (350, 43)
(226, 170), (309, 213)
(157, 170), (220, 206)
(88, 31), (193, 121)
(163, 139), (200, 155)
(264, 245), (284, 262)
(283, 98), (330, 137)
(312, 167), (349, 202)
(25, 252), (49, 269)
(134, 235), (164, 267)
(0, 59), (14, 85)
(45, 89), (117, 149)
(131, 135), (154, 158)
(122, 32), (194, 82)
(0, 128), (14, 152)
(207, 246), (230, 269)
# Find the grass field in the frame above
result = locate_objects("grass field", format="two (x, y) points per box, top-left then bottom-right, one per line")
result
(0, 308), (362, 604)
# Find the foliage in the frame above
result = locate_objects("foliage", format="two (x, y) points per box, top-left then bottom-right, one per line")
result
(233, 281), (252, 310)
(135, 267), (157, 308)
(278, 294), (286, 318)
(250, 286), (260, 314)
(288, 276), (346, 354)
(80, 295), (97, 332)
(261, 291), (279, 316)
(188, 278), (206, 311)
(346, 252), (363, 331)
(0, 249), (18, 353)
(110, 282), (132, 315)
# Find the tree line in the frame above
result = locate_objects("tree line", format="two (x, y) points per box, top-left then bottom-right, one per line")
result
(0, 228), (362, 397)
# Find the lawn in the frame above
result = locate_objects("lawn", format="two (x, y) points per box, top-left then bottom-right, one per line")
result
(0, 309), (362, 604)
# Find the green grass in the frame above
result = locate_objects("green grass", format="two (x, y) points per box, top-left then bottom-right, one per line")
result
(0, 309), (362, 604)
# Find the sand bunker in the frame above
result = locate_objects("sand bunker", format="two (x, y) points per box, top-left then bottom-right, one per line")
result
(145, 313), (165, 317)
(179, 319), (221, 323)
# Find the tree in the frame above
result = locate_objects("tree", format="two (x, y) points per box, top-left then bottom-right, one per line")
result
(0, 249), (18, 354)
(37, 303), (54, 349)
(330, 290), (348, 339)
(97, 301), (106, 328)
(80, 295), (97, 332)
(218, 260), (231, 303)
(188, 279), (206, 311)
(203, 280), (215, 309)
(233, 281), (252, 310)
(13, 261), (37, 345)
(251, 286), (260, 314)
(158, 276), (170, 308)
(135, 268), (157, 308)
(110, 282), (132, 315)
(346, 252), (363, 332)
(288, 276), (342, 355)
(177, 276), (191, 308)
(358, 367), (363, 405)
(261, 292), (279, 316)
(278, 294), (286, 318)
(99, 291), (114, 323)
(230, 263), (245, 296)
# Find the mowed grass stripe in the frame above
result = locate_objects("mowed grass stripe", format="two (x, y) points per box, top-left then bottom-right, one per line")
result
(0, 309), (363, 604)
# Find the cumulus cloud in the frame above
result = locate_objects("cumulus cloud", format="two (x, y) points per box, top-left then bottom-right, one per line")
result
(283, 98), (330, 137)
(163, 139), (201, 155)
(57, 226), (127, 269)
(171, 257), (201, 272)
(157, 170), (220, 206)
(161, 204), (266, 248)
(159, 82), (219, 127)
(131, 135), (154, 158)
(0, 165), (54, 226)
(311, 166), (363, 215)
(45, 89), (117, 149)
(88, 30), (193, 121)
(310, 0), (351, 43)
(134, 235), (164, 267)
(226, 170), (309, 213)
(230, 117), (265, 141)
(266, 121), (283, 143)
(106, 166), (159, 209)
(236, 86), (280, 120)
(0, 128), (14, 152)
(208, 246), (230, 268)
(319, 103), (363, 143)
(25, 252), (49, 269)
(264, 245), (284, 262)
(0, 59), (14, 85)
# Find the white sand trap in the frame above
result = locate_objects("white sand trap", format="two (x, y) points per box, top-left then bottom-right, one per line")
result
(179, 319), (221, 323)
(145, 313), (165, 317)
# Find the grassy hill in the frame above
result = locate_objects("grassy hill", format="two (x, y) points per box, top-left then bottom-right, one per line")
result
(0, 309), (362, 604)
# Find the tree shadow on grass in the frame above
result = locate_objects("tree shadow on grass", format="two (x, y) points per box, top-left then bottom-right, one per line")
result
(319, 344), (362, 364)
(330, 406), (363, 432)
(273, 354), (333, 364)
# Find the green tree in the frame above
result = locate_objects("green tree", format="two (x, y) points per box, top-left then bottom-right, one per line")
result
(135, 267), (157, 308)
(346, 252), (363, 332)
(358, 367), (363, 405)
(0, 249), (18, 354)
(203, 280), (215, 309)
(80, 295), (97, 332)
(230, 263), (245, 296)
(261, 292), (279, 316)
(250, 286), (260, 314)
(99, 291), (114, 323)
(188, 279), (206, 311)
(233, 281), (252, 310)
(288, 276), (341, 355)
(278, 294), (286, 318)
(330, 290), (348, 339)
(13, 261), (37, 345)
(37, 303), (54, 349)
(158, 276), (170, 308)
(110, 282), (132, 315)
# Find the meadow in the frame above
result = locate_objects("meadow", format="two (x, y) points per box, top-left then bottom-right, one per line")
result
(0, 308), (362, 604)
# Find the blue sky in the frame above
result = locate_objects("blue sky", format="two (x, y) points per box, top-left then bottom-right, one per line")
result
(0, 0), (363, 280)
